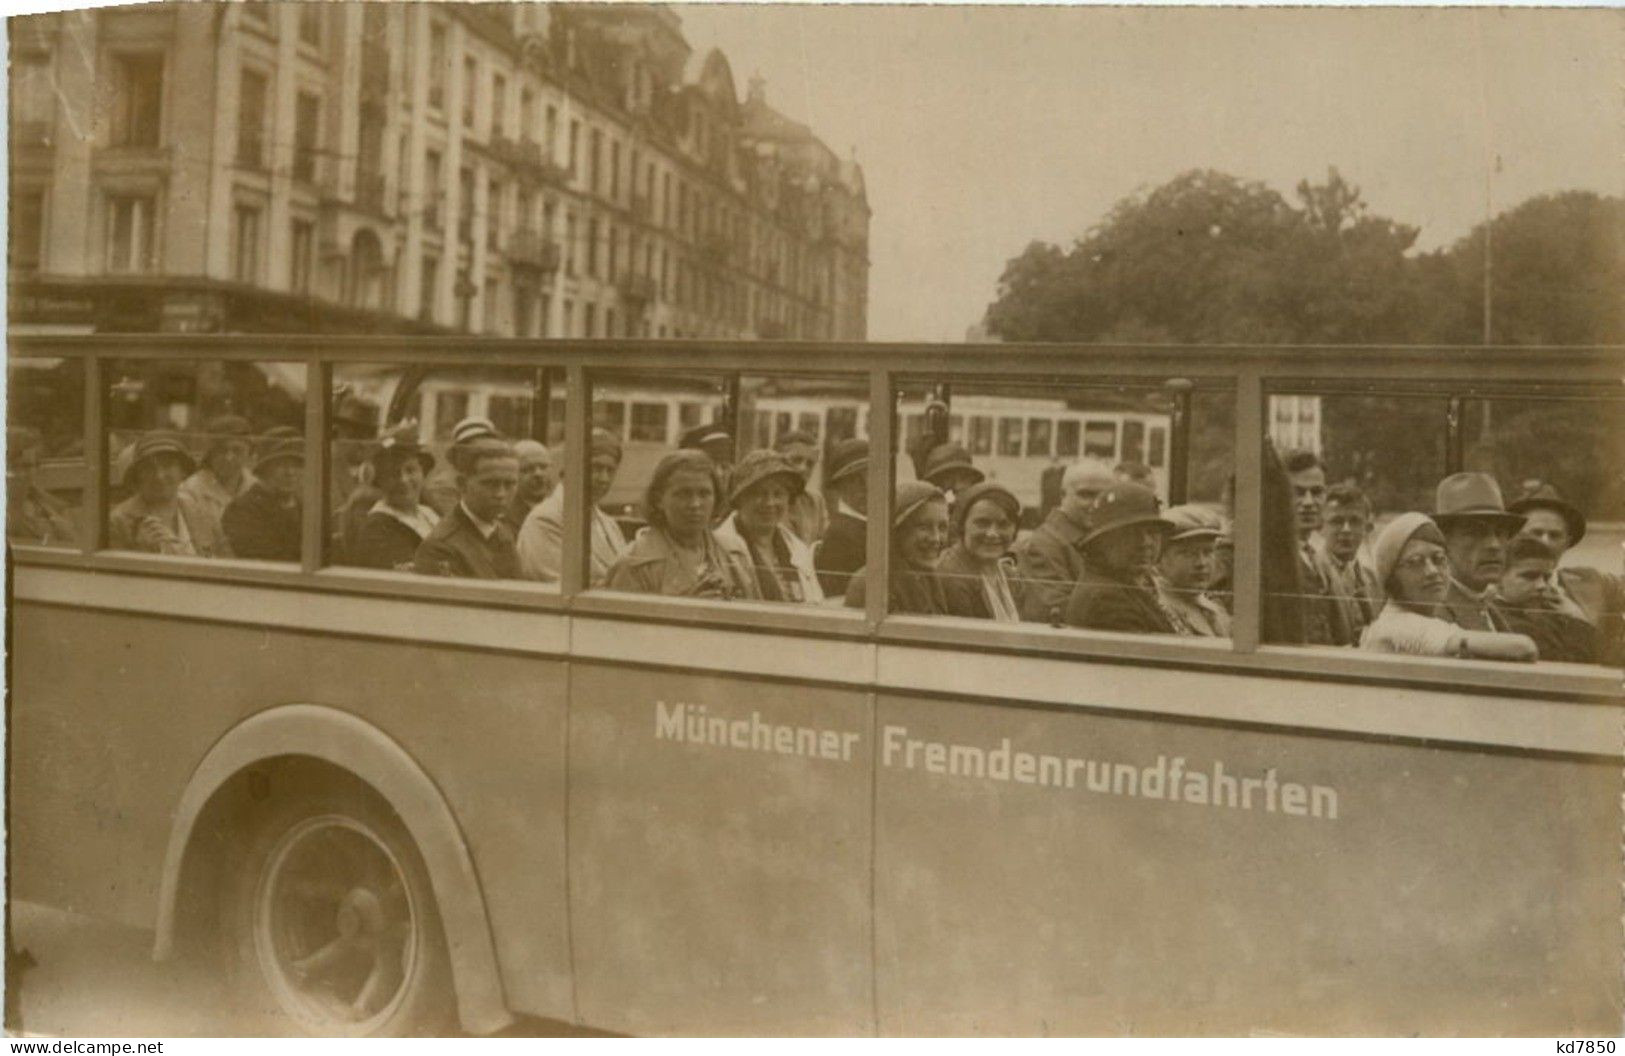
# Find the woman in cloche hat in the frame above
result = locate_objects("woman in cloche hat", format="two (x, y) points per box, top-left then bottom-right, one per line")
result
(844, 481), (952, 615)
(714, 449), (824, 604)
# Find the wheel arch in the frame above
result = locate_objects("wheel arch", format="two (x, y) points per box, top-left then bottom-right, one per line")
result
(153, 703), (513, 1035)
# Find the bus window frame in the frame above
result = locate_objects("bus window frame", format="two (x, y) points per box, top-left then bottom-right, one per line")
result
(9, 336), (1621, 707)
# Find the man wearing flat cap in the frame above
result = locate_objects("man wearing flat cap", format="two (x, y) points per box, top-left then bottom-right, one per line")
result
(1154, 504), (1232, 637)
(1508, 483), (1624, 665)
(1432, 472), (1523, 633)
(222, 426), (305, 561)
(518, 428), (628, 586)
(1063, 482), (1180, 635)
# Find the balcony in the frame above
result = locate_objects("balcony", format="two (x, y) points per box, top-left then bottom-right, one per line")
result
(617, 273), (657, 309)
(506, 228), (561, 273)
(492, 135), (570, 187)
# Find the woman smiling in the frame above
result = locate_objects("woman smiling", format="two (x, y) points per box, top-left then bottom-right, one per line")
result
(936, 481), (1024, 621)
(715, 449), (824, 604)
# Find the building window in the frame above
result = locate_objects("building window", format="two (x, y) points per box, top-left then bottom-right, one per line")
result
(428, 23), (447, 109)
(457, 166), (474, 242)
(106, 195), (156, 273)
(293, 91), (320, 182)
(487, 179), (502, 247)
(520, 88), (534, 141)
(565, 212), (577, 276)
(546, 106), (559, 158)
(289, 219), (314, 293)
(9, 189), (45, 273)
(237, 68), (268, 169)
(610, 140), (621, 201)
(586, 218), (599, 278)
(11, 53), (55, 146)
(605, 308), (617, 338)
(232, 204), (261, 283)
(514, 284), (536, 337)
(607, 223), (618, 279)
(484, 278), (500, 332)
(419, 254), (438, 321)
(568, 120), (580, 176)
(491, 73), (505, 137)
(562, 298), (574, 336)
(110, 53), (164, 148)
(298, 4), (322, 46)
(589, 128), (602, 193)
(517, 189), (534, 230)
(583, 303), (596, 338)
(424, 150), (442, 229)
(455, 270), (474, 330)
(461, 56), (477, 128)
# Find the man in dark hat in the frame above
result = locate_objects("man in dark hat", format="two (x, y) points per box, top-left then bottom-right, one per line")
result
(1509, 483), (1623, 665)
(1063, 482), (1179, 635)
(814, 437), (870, 597)
(518, 428), (627, 586)
(222, 426), (305, 561)
(109, 432), (212, 555)
(1015, 459), (1114, 623)
(1432, 471), (1525, 632)
(680, 422), (735, 470)
(415, 437), (520, 579)
(919, 442), (985, 503)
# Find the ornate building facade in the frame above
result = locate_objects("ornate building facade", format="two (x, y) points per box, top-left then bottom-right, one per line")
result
(9, 3), (871, 340)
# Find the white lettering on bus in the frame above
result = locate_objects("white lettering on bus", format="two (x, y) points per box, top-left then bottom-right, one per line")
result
(657, 707), (1339, 821)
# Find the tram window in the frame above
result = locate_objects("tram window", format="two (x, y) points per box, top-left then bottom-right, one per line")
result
(592, 369), (867, 608)
(546, 397), (567, 446)
(968, 416), (993, 456)
(1083, 421), (1116, 459)
(595, 400), (627, 438)
(888, 377), (1232, 641)
(1056, 420), (1080, 459)
(329, 362), (565, 587)
(104, 358), (305, 563)
(8, 356), (84, 548)
(997, 418), (1023, 457)
(1121, 420), (1146, 464)
(629, 402), (669, 443)
(1148, 426), (1166, 469)
(1026, 419), (1052, 459)
(678, 402), (705, 434)
(827, 407), (859, 442)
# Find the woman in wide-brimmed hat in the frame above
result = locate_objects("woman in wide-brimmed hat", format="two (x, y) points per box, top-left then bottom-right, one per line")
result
(935, 481), (1024, 621)
(222, 426), (306, 561)
(844, 481), (951, 615)
(1360, 512), (1536, 661)
(714, 449), (824, 604)
(350, 430), (440, 571)
(109, 431), (213, 556)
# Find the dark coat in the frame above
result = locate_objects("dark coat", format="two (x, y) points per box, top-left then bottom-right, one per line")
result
(351, 509), (432, 571)
(1557, 566), (1624, 667)
(843, 563), (948, 616)
(1063, 566), (1178, 635)
(1014, 507), (1088, 623)
(936, 543), (1024, 621)
(1499, 605), (1599, 665)
(815, 509), (867, 597)
(222, 482), (302, 561)
(413, 504), (519, 580)
(1297, 547), (1355, 646)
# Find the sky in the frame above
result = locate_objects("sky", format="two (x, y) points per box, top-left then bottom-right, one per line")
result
(674, 5), (1623, 341)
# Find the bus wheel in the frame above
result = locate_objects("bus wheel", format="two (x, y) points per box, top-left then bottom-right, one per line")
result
(227, 792), (454, 1036)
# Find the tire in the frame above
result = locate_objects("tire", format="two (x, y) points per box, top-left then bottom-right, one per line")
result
(225, 789), (455, 1036)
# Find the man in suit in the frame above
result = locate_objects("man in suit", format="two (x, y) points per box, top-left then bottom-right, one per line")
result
(1015, 459), (1113, 623)
(414, 437), (520, 579)
(814, 438), (869, 598)
(1433, 472), (1524, 633)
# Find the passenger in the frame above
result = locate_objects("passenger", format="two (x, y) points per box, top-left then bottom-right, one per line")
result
(1493, 536), (1598, 664)
(221, 426), (305, 561)
(330, 392), (379, 523)
(1508, 483), (1623, 664)
(1062, 483), (1178, 635)
(428, 416), (504, 517)
(936, 481), (1023, 621)
(1154, 505), (1231, 637)
(715, 449), (823, 603)
(606, 450), (755, 598)
(7, 426), (76, 546)
(773, 429), (828, 546)
(1282, 449), (1353, 646)
(501, 439), (556, 536)
(517, 428), (628, 586)
(177, 414), (253, 556)
(679, 422), (736, 471)
(1114, 461), (1154, 488)
(814, 438), (870, 597)
(1432, 472), (1524, 632)
(108, 432), (211, 556)
(1014, 459), (1115, 623)
(1360, 512), (1537, 661)
(350, 434), (439, 571)
(844, 481), (950, 615)
(413, 437), (520, 579)
(919, 442), (985, 504)
(1319, 483), (1382, 639)
(333, 421), (411, 563)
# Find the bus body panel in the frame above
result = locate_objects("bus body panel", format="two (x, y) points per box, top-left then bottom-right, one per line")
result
(8, 574), (577, 1022)
(871, 693), (1620, 1035)
(567, 664), (874, 1036)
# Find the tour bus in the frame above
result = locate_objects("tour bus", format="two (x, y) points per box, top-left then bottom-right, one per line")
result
(7, 334), (1621, 1037)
